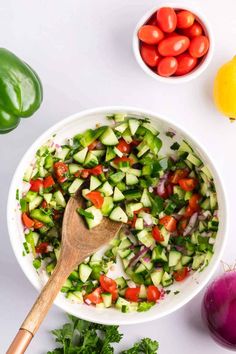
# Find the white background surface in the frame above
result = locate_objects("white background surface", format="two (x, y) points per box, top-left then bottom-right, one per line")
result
(0, 0), (235, 353)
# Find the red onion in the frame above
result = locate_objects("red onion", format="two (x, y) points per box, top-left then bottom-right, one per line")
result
(155, 172), (169, 197)
(183, 212), (198, 236)
(142, 212), (153, 227)
(202, 270), (236, 350)
(128, 246), (149, 267)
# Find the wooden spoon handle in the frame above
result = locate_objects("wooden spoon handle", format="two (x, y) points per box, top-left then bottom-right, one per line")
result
(7, 256), (79, 354)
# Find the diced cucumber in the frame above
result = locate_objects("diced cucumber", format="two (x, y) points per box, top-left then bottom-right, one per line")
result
(178, 140), (193, 154)
(122, 128), (133, 144)
(113, 146), (123, 158)
(110, 171), (125, 184)
(79, 263), (92, 283)
(115, 276), (127, 289)
(126, 202), (143, 218)
(139, 284), (147, 299)
(84, 151), (99, 168)
(66, 291), (83, 304)
(113, 187), (125, 202)
(140, 258), (153, 271)
(208, 217), (219, 231)
(135, 263), (146, 274)
(105, 146), (116, 161)
(181, 256), (192, 266)
(123, 189), (142, 200)
(140, 188), (152, 207)
(115, 297), (135, 312)
(159, 227), (170, 247)
(173, 186), (185, 199)
(168, 250), (182, 267)
(137, 141), (150, 157)
(128, 119), (140, 135)
(114, 113), (126, 122)
(54, 190), (66, 207)
(135, 218), (144, 230)
(118, 237), (132, 250)
(23, 165), (33, 182)
(68, 178), (84, 195)
(99, 181), (113, 196)
(184, 191), (192, 201)
(55, 147), (70, 161)
(201, 165), (213, 180)
(137, 230), (155, 248)
(30, 209), (53, 226)
(109, 206), (128, 223)
(100, 127), (119, 146)
(118, 249), (131, 258)
(152, 246), (168, 262)
(150, 269), (163, 287)
(102, 293), (112, 308)
(44, 155), (54, 169)
(90, 176), (102, 191)
(126, 173), (139, 185)
(92, 150), (105, 158)
(210, 192), (217, 210)
(69, 163), (81, 174)
(161, 272), (173, 287)
(142, 122), (159, 135)
(29, 196), (43, 211)
(25, 191), (38, 202)
(201, 198), (210, 210)
(192, 254), (206, 270)
(101, 196), (114, 216)
(187, 153), (202, 167)
(82, 188), (91, 199)
(84, 206), (103, 229)
(43, 193), (53, 204)
(115, 122), (128, 133)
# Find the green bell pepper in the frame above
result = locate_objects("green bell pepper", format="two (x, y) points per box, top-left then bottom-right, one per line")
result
(0, 48), (43, 134)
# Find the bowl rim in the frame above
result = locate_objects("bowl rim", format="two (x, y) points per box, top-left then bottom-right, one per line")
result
(132, 2), (214, 83)
(7, 105), (228, 325)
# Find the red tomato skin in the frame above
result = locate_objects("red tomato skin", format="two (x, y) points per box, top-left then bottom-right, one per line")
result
(35, 242), (49, 254)
(169, 169), (189, 184)
(30, 179), (43, 192)
(86, 191), (104, 209)
(157, 56), (178, 77)
(138, 25), (164, 45)
(189, 193), (201, 211)
(175, 53), (198, 76)
(147, 14), (157, 26)
(152, 226), (164, 242)
(147, 285), (161, 302)
(22, 213), (34, 228)
(99, 275), (117, 293)
(189, 35), (209, 58)
(156, 7), (177, 33)
(125, 287), (140, 302)
(159, 216), (177, 232)
(158, 35), (190, 56)
(117, 138), (131, 154)
(85, 287), (103, 304)
(181, 22), (203, 38)
(179, 178), (198, 191)
(140, 44), (161, 67)
(173, 267), (189, 281)
(176, 10), (195, 29)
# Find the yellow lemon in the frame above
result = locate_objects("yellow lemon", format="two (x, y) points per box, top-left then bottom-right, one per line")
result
(213, 56), (236, 120)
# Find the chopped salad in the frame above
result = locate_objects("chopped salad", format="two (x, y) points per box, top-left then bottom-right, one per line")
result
(19, 114), (219, 313)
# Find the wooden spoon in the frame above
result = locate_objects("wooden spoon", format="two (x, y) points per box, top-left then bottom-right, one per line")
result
(7, 191), (121, 354)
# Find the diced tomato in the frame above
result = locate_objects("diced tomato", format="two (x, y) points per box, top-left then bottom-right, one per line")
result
(30, 179), (43, 192)
(84, 287), (103, 304)
(113, 157), (134, 166)
(86, 191), (104, 209)
(80, 169), (90, 179)
(169, 169), (189, 184)
(131, 140), (141, 147)
(54, 162), (68, 183)
(152, 226), (164, 242)
(35, 242), (49, 254)
(159, 216), (177, 232)
(134, 207), (151, 215)
(147, 285), (161, 302)
(131, 215), (137, 229)
(173, 267), (189, 281)
(33, 220), (44, 229)
(179, 178), (198, 191)
(178, 217), (189, 233)
(99, 275), (117, 293)
(41, 200), (48, 209)
(184, 205), (195, 217)
(88, 140), (98, 151)
(125, 287), (140, 302)
(22, 213), (34, 228)
(111, 288), (118, 302)
(43, 175), (55, 189)
(89, 165), (103, 175)
(117, 138), (131, 154)
(189, 193), (201, 211)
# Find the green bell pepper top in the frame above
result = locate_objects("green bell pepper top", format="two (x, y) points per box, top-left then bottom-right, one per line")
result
(0, 48), (43, 133)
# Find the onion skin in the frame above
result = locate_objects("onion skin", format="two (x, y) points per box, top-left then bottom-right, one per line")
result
(202, 271), (236, 350)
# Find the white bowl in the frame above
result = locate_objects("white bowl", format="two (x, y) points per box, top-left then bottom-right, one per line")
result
(7, 106), (227, 325)
(133, 2), (214, 83)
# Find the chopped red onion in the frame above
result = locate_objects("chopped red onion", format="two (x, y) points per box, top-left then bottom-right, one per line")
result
(155, 172), (169, 197)
(96, 141), (104, 149)
(183, 212), (198, 236)
(166, 129), (176, 138)
(142, 212), (153, 227)
(127, 280), (136, 288)
(213, 210), (219, 218)
(128, 246), (149, 267)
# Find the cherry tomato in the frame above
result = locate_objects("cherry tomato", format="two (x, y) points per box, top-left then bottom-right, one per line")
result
(86, 191), (104, 209)
(35, 242), (49, 254)
(157, 56), (178, 77)
(84, 287), (103, 304)
(156, 7), (177, 33)
(113, 156), (134, 166)
(117, 138), (131, 154)
(175, 53), (198, 76)
(125, 287), (140, 302)
(111, 288), (118, 302)
(173, 267), (189, 281)
(147, 285), (161, 302)
(88, 140), (98, 151)
(140, 44), (161, 67)
(169, 168), (189, 184)
(138, 25), (164, 45)
(30, 179), (43, 192)
(54, 162), (68, 183)
(158, 35), (190, 56)
(152, 226), (164, 242)
(89, 165), (103, 175)
(159, 216), (177, 232)
(189, 35), (209, 58)
(78, 169), (90, 179)
(99, 275), (117, 293)
(43, 175), (55, 189)
(22, 213), (34, 228)
(176, 10), (195, 29)
(182, 22), (203, 38)
(189, 193), (201, 211)
(33, 220), (44, 229)
(147, 14), (157, 26)
(179, 178), (198, 191)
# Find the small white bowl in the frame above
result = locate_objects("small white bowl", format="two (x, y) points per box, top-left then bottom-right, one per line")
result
(133, 2), (214, 83)
(7, 106), (227, 325)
